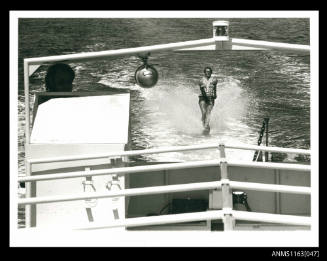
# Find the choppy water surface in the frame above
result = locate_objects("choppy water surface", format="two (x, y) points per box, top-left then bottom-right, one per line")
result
(17, 17), (310, 174)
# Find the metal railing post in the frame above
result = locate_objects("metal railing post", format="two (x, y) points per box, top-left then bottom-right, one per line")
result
(208, 144), (225, 231)
(24, 161), (36, 227)
(208, 188), (222, 230)
(24, 161), (31, 228)
(274, 169), (281, 214)
(219, 144), (234, 231)
(83, 167), (96, 222)
(24, 60), (30, 144)
(110, 158), (123, 220)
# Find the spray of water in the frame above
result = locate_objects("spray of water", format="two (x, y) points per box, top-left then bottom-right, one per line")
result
(141, 76), (249, 135)
(212, 77), (249, 132)
(136, 76), (253, 161)
(142, 82), (202, 135)
(98, 67), (254, 161)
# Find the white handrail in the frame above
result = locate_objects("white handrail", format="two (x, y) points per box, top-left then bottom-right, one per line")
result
(232, 210), (311, 226)
(19, 159), (220, 182)
(19, 210), (224, 231)
(227, 160), (311, 171)
(231, 38), (310, 53)
(18, 179), (310, 206)
(26, 143), (311, 164)
(25, 38), (216, 65)
(229, 181), (311, 195)
(24, 37), (310, 67)
(26, 143), (220, 164)
(19, 160), (310, 183)
(21, 210), (310, 230)
(225, 144), (310, 155)
(75, 210), (225, 230)
(18, 181), (221, 206)
(75, 210), (310, 230)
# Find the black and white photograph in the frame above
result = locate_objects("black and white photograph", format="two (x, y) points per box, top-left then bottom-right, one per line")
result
(10, 10), (319, 248)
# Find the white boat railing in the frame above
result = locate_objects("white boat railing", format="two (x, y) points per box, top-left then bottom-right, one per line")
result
(75, 210), (227, 231)
(18, 181), (223, 205)
(19, 143), (311, 230)
(18, 159), (310, 183)
(24, 143), (311, 164)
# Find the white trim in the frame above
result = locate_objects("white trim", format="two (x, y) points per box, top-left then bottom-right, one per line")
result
(18, 159), (310, 183)
(231, 38), (310, 52)
(75, 210), (224, 230)
(26, 143), (311, 165)
(228, 160), (311, 172)
(19, 159), (220, 182)
(233, 210), (311, 226)
(25, 38), (215, 65)
(230, 181), (311, 195)
(18, 181), (222, 206)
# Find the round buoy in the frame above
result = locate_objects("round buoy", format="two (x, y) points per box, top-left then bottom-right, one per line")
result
(135, 64), (159, 88)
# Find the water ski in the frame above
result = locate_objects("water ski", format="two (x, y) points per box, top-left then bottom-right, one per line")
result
(202, 127), (210, 136)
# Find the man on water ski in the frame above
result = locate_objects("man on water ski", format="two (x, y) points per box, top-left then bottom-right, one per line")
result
(198, 66), (218, 135)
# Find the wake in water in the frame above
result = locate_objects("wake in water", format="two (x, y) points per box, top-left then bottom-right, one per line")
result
(211, 77), (250, 133)
(126, 75), (254, 162)
(141, 76), (250, 135)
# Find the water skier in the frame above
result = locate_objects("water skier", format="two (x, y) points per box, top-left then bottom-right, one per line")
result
(198, 66), (218, 135)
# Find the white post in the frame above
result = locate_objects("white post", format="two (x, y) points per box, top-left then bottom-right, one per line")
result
(212, 21), (231, 50)
(274, 169), (281, 214)
(110, 158), (123, 220)
(24, 161), (32, 227)
(23, 61), (35, 225)
(83, 167), (96, 222)
(24, 60), (30, 144)
(208, 144), (225, 230)
(219, 144), (234, 231)
(208, 189), (223, 230)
